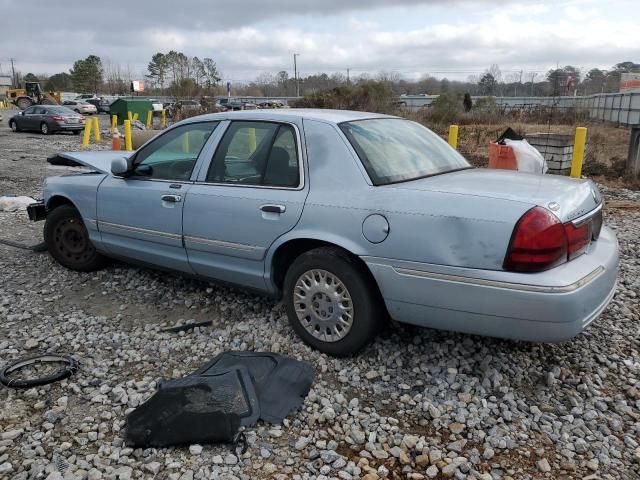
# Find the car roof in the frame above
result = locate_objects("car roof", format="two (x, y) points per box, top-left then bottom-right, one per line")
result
(181, 108), (398, 125)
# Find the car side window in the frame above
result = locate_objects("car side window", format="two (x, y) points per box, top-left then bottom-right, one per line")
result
(131, 122), (219, 181)
(23, 106), (36, 115)
(33, 107), (45, 114)
(263, 125), (299, 187)
(206, 121), (300, 187)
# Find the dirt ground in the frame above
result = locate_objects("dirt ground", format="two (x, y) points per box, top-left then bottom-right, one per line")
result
(1, 107), (639, 480)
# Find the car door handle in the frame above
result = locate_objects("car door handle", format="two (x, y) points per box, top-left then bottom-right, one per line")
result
(260, 204), (286, 214)
(161, 194), (182, 203)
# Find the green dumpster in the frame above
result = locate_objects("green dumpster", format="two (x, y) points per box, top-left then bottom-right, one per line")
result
(109, 97), (153, 125)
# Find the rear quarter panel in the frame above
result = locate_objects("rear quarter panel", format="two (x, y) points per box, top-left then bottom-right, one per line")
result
(274, 119), (534, 271)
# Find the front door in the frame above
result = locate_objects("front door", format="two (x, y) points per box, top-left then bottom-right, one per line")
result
(183, 120), (308, 290)
(21, 106), (38, 130)
(96, 121), (220, 272)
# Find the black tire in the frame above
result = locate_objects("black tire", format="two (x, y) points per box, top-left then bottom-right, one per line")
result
(44, 205), (105, 272)
(40, 122), (50, 135)
(72, 130), (81, 135)
(283, 247), (384, 357)
(9, 120), (19, 132)
(16, 98), (32, 110)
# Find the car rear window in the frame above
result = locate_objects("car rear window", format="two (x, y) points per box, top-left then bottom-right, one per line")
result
(340, 118), (470, 185)
(47, 107), (71, 114)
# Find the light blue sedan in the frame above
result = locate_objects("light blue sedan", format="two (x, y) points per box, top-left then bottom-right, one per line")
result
(30, 109), (619, 356)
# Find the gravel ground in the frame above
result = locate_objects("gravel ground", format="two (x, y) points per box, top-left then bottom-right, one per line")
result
(1, 112), (639, 480)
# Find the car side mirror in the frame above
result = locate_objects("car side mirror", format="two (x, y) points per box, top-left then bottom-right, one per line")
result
(20, 111), (24, 115)
(111, 157), (129, 176)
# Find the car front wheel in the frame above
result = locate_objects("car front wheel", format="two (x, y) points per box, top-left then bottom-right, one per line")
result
(44, 205), (105, 272)
(283, 247), (384, 357)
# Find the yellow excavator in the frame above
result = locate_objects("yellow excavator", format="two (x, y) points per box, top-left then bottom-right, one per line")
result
(6, 82), (61, 110)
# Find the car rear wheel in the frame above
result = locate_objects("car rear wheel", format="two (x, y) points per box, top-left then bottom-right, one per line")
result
(72, 130), (81, 135)
(40, 122), (49, 135)
(283, 247), (384, 357)
(44, 205), (105, 272)
(9, 120), (19, 132)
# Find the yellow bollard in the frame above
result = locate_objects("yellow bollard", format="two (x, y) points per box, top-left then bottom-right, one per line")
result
(146, 110), (153, 129)
(161, 109), (167, 128)
(111, 114), (118, 133)
(182, 132), (190, 153)
(81, 119), (93, 148)
(92, 116), (101, 142)
(132, 113), (139, 122)
(570, 127), (587, 178)
(448, 124), (459, 149)
(248, 127), (257, 153)
(127, 111), (132, 121)
(124, 120), (133, 151)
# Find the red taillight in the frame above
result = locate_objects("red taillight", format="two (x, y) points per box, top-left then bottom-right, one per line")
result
(565, 221), (591, 260)
(505, 207), (594, 272)
(504, 207), (567, 272)
(50, 115), (65, 121)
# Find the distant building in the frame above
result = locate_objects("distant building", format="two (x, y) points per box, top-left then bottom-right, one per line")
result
(0, 75), (12, 98)
(620, 73), (640, 92)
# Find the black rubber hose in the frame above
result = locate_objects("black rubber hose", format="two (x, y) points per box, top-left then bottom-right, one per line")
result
(0, 354), (78, 389)
(0, 238), (47, 252)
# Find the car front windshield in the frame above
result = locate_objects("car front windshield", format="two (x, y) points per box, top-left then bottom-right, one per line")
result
(340, 119), (470, 185)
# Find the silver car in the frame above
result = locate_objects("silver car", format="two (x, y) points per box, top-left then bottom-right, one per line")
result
(29, 109), (618, 356)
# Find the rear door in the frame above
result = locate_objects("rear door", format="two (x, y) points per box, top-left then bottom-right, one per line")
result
(183, 120), (308, 290)
(33, 106), (46, 128)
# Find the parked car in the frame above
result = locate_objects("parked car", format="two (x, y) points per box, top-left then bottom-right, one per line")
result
(75, 94), (98, 100)
(9, 105), (85, 135)
(29, 110), (619, 356)
(222, 102), (244, 111)
(168, 100), (201, 118)
(62, 100), (98, 115)
(258, 101), (286, 109)
(84, 98), (111, 114)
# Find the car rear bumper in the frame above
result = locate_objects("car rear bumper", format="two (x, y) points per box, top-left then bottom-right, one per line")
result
(56, 123), (85, 131)
(363, 226), (619, 342)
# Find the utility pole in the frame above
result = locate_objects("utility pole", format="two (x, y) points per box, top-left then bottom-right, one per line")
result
(10, 58), (16, 87)
(347, 68), (350, 84)
(530, 72), (537, 96)
(293, 53), (300, 97)
(515, 69), (523, 96)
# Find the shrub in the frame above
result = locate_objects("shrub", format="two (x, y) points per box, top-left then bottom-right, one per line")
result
(428, 93), (462, 124)
(292, 81), (396, 113)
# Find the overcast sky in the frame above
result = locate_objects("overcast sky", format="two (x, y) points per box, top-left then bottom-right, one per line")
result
(0, 0), (637, 83)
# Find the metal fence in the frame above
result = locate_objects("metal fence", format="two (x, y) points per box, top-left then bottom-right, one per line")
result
(398, 92), (640, 126)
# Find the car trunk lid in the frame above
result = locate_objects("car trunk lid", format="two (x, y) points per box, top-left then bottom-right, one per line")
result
(388, 168), (602, 223)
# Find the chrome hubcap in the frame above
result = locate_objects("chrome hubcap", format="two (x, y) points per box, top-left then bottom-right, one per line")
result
(294, 269), (354, 342)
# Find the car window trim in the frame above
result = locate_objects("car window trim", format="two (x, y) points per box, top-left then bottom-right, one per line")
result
(128, 120), (221, 183)
(199, 120), (305, 191)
